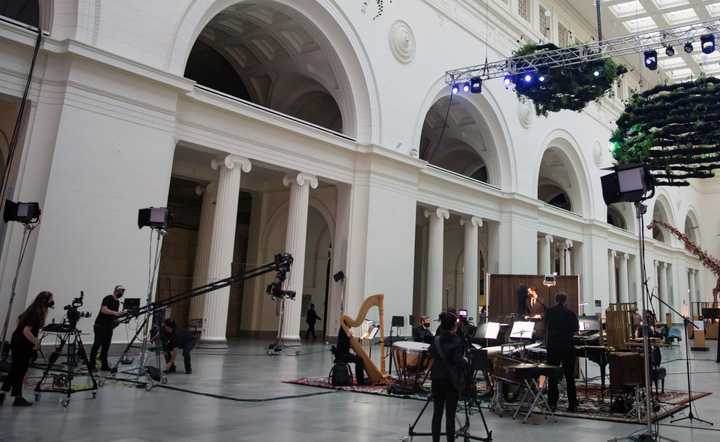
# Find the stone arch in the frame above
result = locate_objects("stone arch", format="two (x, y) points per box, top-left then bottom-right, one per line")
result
(607, 203), (635, 232)
(650, 193), (674, 244)
(683, 206), (701, 246)
(414, 80), (516, 191)
(169, 0), (378, 143)
(534, 131), (594, 217)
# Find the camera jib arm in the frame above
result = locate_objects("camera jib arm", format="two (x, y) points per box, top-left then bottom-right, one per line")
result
(115, 253), (295, 324)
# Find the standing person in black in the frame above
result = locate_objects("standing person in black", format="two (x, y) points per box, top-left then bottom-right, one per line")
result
(1, 291), (53, 407)
(305, 304), (321, 340)
(430, 311), (465, 442)
(161, 318), (196, 374)
(545, 292), (579, 412)
(90, 285), (124, 371)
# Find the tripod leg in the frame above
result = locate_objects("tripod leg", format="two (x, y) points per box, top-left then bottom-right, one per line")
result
(76, 335), (97, 391)
(111, 316), (148, 374)
(35, 336), (66, 393)
(409, 394), (433, 435)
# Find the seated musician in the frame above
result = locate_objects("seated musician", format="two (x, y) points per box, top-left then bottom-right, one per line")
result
(545, 292), (579, 412)
(412, 315), (433, 344)
(332, 326), (366, 385)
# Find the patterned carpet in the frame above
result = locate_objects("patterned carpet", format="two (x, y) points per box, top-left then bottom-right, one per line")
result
(285, 377), (711, 424)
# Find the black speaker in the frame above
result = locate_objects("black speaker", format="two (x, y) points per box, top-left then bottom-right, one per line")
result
(333, 271), (345, 282)
(391, 316), (405, 327)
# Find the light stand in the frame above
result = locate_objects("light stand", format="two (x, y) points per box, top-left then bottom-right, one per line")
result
(611, 202), (676, 442)
(648, 297), (713, 427)
(268, 298), (289, 356)
(0, 221), (39, 369)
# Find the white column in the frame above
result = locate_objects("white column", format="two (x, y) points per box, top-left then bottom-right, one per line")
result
(280, 172), (319, 342)
(693, 269), (701, 303)
(200, 155), (251, 348)
(189, 182), (217, 321)
(461, 216), (482, 319)
(425, 208), (449, 321)
(619, 253), (629, 303)
(659, 262), (668, 318)
(608, 250), (617, 304)
(564, 239), (573, 275)
(539, 234), (553, 275)
(688, 269), (697, 316)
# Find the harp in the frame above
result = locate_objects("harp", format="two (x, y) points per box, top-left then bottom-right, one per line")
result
(340, 294), (389, 385)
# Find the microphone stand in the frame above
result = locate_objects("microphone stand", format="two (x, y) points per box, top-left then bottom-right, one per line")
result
(649, 294), (713, 427)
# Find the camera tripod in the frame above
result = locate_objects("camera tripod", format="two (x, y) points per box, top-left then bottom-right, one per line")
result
(34, 324), (98, 407)
(408, 390), (492, 441)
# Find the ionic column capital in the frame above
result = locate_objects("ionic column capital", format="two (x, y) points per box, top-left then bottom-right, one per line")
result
(564, 239), (573, 249)
(544, 234), (554, 244)
(460, 216), (482, 228)
(211, 155), (252, 173)
(621, 252), (630, 261)
(283, 172), (319, 189)
(424, 208), (450, 220)
(195, 184), (206, 197)
(610, 250), (617, 258)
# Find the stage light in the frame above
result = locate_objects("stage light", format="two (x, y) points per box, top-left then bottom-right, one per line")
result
(601, 164), (654, 205)
(539, 75), (546, 82)
(701, 34), (715, 54)
(469, 76), (483, 93)
(665, 45), (675, 57)
(644, 50), (658, 71)
(593, 70), (600, 77)
(451, 83), (459, 94)
(138, 207), (170, 229)
(462, 82), (470, 93)
(503, 75), (512, 86)
(3, 200), (40, 224)
(524, 73), (533, 83)
(684, 42), (694, 53)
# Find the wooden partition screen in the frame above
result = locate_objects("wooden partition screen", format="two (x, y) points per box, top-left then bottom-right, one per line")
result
(487, 274), (580, 321)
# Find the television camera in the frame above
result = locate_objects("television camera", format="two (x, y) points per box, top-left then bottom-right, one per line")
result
(265, 253), (295, 300)
(63, 291), (91, 329)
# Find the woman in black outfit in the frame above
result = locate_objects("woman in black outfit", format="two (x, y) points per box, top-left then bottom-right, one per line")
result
(1, 291), (53, 407)
(430, 311), (464, 442)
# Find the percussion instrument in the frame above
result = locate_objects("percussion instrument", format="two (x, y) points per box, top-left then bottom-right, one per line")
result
(391, 341), (431, 391)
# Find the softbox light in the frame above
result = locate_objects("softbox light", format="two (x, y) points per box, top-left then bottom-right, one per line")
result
(137, 207), (169, 229)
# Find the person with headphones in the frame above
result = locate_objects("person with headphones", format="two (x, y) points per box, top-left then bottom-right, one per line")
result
(89, 285), (125, 371)
(1, 291), (54, 406)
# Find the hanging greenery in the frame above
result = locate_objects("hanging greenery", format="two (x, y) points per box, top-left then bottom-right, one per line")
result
(510, 43), (627, 116)
(610, 77), (720, 186)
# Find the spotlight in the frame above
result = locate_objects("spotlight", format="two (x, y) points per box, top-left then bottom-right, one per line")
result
(3, 200), (41, 224)
(665, 45), (675, 57)
(469, 76), (483, 93)
(524, 73), (533, 83)
(684, 42), (693, 54)
(539, 75), (546, 82)
(462, 82), (470, 93)
(644, 50), (658, 71)
(503, 75), (512, 86)
(138, 207), (170, 230)
(451, 83), (459, 94)
(593, 70), (601, 77)
(701, 34), (715, 54)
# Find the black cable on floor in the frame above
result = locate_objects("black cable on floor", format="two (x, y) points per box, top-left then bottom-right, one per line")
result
(158, 384), (338, 403)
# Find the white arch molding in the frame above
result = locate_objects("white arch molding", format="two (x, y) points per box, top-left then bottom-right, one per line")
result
(533, 129), (595, 218)
(413, 77), (517, 192)
(684, 206), (701, 246)
(168, 0), (379, 144)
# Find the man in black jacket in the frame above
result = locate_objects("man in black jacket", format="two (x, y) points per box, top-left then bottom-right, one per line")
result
(90, 285), (125, 371)
(430, 312), (465, 442)
(412, 316), (433, 344)
(545, 292), (579, 411)
(161, 318), (196, 374)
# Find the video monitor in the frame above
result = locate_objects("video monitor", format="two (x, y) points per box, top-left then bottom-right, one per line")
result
(510, 321), (535, 340)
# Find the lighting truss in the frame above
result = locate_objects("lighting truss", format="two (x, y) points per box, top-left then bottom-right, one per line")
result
(445, 17), (720, 84)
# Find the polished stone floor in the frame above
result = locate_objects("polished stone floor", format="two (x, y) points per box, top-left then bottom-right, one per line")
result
(1, 338), (720, 442)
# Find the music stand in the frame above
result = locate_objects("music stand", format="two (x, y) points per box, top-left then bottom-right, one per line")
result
(387, 316), (405, 376)
(509, 321), (535, 340)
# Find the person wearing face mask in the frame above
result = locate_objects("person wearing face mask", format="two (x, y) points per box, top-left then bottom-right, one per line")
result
(1, 291), (54, 406)
(89, 285), (125, 371)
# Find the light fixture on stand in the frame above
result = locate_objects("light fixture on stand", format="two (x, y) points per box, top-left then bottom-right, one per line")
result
(603, 165), (677, 442)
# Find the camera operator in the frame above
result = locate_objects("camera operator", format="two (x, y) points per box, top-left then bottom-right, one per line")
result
(89, 285), (125, 371)
(429, 311), (465, 442)
(161, 318), (195, 374)
(1, 291), (54, 407)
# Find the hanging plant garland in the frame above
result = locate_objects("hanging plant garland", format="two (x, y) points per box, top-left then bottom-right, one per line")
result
(611, 77), (720, 186)
(509, 43), (627, 116)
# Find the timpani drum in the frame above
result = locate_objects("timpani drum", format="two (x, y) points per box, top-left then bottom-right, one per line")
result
(391, 341), (432, 391)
